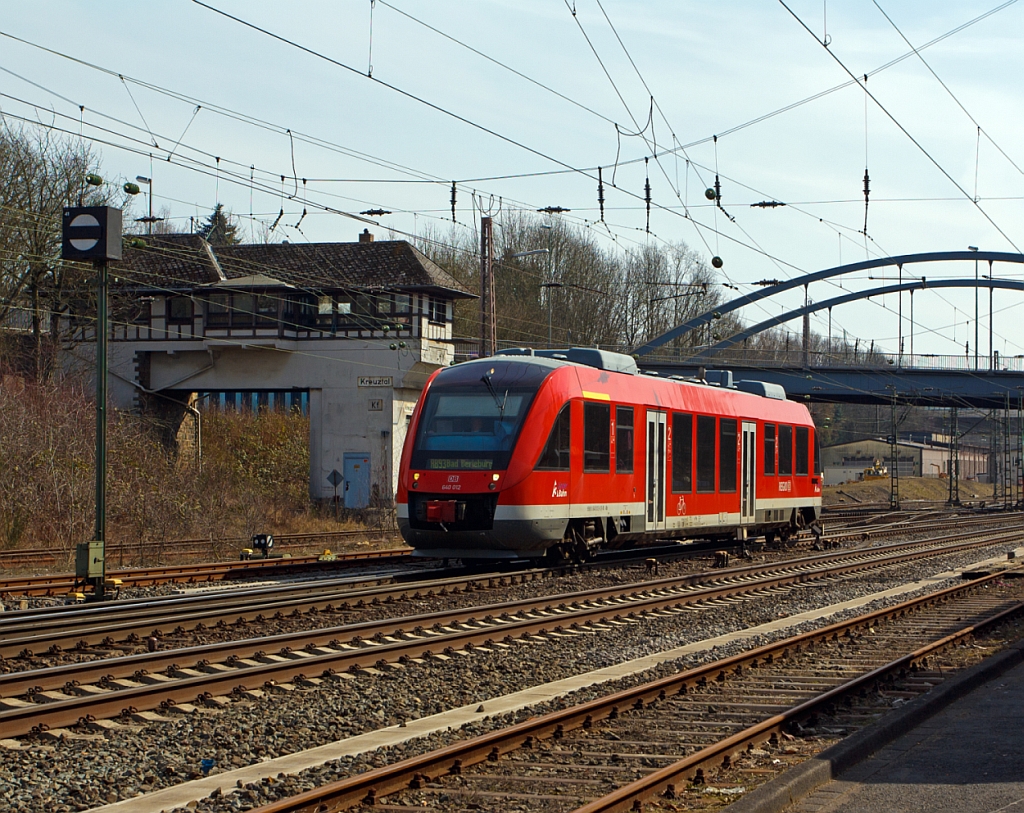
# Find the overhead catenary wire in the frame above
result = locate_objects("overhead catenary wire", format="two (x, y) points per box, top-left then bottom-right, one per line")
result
(779, 0), (1022, 254)
(2, 7), (1015, 354)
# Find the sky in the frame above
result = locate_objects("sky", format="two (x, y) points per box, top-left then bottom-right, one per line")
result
(3, 0), (1024, 359)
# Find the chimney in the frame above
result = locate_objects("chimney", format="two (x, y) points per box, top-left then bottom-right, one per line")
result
(359, 229), (374, 243)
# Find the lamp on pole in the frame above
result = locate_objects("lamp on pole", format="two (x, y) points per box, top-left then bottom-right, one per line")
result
(969, 246), (979, 370)
(511, 247), (551, 347)
(134, 176), (165, 235)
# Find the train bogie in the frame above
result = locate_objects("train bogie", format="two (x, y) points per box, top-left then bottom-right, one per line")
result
(397, 348), (821, 562)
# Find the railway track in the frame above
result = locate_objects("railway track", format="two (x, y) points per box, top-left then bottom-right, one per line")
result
(4, 522), (1021, 663)
(3, 527), (1022, 739)
(0, 528), (403, 571)
(244, 569), (1024, 813)
(0, 546), (415, 598)
(3, 507), (1017, 600)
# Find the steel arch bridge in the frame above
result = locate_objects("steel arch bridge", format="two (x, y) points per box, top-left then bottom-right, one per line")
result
(632, 250), (1024, 358)
(631, 251), (1024, 408)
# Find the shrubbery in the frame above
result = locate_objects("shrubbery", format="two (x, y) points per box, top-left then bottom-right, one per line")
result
(0, 373), (312, 562)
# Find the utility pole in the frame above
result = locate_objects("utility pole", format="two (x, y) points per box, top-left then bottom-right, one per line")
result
(480, 216), (495, 357)
(888, 388), (900, 509)
(801, 284), (809, 367)
(948, 406), (960, 506)
(969, 246), (979, 370)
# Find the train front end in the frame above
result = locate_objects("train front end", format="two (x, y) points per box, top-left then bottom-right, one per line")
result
(397, 357), (564, 561)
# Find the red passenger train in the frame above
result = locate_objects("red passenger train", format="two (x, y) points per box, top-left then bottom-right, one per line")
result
(397, 348), (822, 562)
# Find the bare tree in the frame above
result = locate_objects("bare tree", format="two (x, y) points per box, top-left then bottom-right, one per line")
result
(0, 121), (118, 378)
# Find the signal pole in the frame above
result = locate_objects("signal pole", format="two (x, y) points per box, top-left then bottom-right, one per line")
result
(63, 203), (122, 601)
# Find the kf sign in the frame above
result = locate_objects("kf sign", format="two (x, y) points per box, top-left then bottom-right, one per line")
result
(62, 206), (122, 261)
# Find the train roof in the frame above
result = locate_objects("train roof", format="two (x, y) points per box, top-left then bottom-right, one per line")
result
(489, 347), (788, 401)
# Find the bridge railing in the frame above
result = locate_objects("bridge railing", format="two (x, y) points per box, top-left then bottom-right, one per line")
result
(453, 338), (1024, 373)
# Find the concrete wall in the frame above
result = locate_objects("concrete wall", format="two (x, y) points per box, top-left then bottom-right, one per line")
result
(103, 337), (451, 502)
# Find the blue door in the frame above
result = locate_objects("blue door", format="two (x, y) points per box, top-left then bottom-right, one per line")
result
(343, 453), (371, 509)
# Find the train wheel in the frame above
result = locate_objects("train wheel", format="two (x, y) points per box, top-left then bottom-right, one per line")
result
(544, 544), (570, 565)
(570, 539), (592, 564)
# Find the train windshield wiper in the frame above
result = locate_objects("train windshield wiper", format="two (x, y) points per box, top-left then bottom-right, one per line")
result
(480, 369), (508, 421)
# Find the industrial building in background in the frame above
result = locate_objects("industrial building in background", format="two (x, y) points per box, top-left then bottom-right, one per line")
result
(821, 435), (989, 486)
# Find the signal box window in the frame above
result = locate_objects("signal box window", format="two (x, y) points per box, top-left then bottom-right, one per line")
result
(615, 406), (634, 473)
(764, 423), (776, 476)
(719, 418), (738, 492)
(583, 401), (611, 473)
(536, 404), (571, 471)
(672, 413), (692, 492)
(778, 424), (793, 476)
(795, 426), (809, 475)
(168, 295), (193, 323)
(206, 293), (229, 327)
(696, 415), (716, 492)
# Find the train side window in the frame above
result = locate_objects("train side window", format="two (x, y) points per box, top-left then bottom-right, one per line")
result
(535, 404), (571, 471)
(672, 412), (692, 492)
(813, 428), (821, 476)
(778, 424), (793, 476)
(583, 401), (611, 473)
(615, 406), (634, 473)
(764, 423), (776, 476)
(696, 415), (716, 492)
(719, 418), (737, 492)
(795, 426), (809, 475)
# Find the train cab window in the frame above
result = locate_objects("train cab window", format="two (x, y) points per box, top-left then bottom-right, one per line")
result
(583, 401), (611, 472)
(696, 415), (716, 492)
(536, 404), (571, 471)
(615, 406), (634, 474)
(778, 424), (793, 476)
(409, 359), (549, 471)
(795, 426), (809, 475)
(719, 418), (738, 492)
(763, 423), (776, 476)
(671, 413), (692, 492)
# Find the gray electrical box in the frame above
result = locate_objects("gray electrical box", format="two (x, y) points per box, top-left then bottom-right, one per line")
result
(75, 541), (105, 579)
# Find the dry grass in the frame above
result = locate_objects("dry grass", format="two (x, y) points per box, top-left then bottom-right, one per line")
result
(825, 476), (997, 506)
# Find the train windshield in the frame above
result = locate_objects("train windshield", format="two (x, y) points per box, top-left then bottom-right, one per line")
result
(410, 360), (551, 471)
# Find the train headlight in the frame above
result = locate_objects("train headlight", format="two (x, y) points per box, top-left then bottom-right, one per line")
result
(491, 474), (500, 481)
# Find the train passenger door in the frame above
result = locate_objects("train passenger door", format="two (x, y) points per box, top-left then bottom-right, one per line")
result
(646, 411), (667, 531)
(740, 422), (756, 524)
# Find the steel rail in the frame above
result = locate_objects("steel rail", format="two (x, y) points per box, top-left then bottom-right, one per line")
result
(244, 569), (1024, 813)
(2, 534), (1021, 738)
(0, 529), (403, 570)
(2, 525), (1020, 662)
(0, 548), (414, 597)
(2, 524), (1018, 660)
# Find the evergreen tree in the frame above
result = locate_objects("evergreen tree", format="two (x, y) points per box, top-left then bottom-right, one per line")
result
(197, 203), (241, 245)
